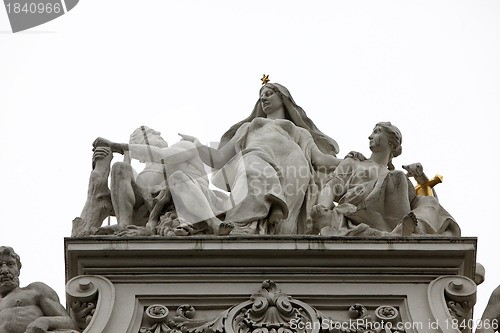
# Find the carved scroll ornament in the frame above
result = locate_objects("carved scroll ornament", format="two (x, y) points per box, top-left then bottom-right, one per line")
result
(66, 275), (115, 333)
(139, 280), (406, 333)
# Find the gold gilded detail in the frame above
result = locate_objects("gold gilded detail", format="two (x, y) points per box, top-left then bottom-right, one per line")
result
(415, 175), (443, 196)
(261, 74), (270, 85)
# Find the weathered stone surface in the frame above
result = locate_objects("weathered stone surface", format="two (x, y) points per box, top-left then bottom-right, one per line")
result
(72, 145), (114, 237)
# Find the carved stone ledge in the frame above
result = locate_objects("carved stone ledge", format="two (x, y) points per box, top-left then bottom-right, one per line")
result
(65, 237), (477, 281)
(64, 238), (477, 332)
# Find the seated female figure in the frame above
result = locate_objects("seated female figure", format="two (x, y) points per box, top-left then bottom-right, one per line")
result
(313, 122), (460, 237)
(181, 82), (341, 234)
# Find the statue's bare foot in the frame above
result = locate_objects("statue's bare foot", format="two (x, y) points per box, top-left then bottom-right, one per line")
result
(145, 220), (157, 233)
(174, 222), (195, 236)
(217, 221), (234, 236)
(311, 204), (330, 218)
(268, 207), (285, 224)
(401, 212), (418, 236)
(335, 203), (357, 215)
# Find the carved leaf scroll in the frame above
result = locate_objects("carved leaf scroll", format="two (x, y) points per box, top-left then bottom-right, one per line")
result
(226, 280), (317, 333)
(66, 275), (115, 333)
(428, 275), (477, 333)
(138, 280), (407, 333)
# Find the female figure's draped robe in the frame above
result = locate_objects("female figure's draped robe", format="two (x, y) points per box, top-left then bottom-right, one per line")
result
(213, 117), (318, 234)
(323, 155), (460, 236)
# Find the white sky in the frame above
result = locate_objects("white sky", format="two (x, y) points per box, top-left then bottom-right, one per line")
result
(1, 0), (499, 320)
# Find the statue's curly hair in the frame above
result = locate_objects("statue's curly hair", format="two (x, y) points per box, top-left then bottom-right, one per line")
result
(0, 246), (21, 270)
(129, 126), (168, 147)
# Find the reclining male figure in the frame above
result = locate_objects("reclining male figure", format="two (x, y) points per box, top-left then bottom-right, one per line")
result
(93, 126), (233, 236)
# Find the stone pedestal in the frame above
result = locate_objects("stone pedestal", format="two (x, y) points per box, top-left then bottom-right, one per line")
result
(65, 237), (477, 333)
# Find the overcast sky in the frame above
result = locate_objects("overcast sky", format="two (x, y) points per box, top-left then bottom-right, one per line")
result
(1, 0), (499, 319)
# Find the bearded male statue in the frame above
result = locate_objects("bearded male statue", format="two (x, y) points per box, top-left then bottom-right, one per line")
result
(0, 246), (79, 333)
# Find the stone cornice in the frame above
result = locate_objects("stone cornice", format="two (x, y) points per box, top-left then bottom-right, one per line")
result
(65, 237), (476, 284)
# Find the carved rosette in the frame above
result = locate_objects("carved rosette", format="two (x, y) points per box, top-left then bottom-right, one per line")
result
(146, 304), (169, 322)
(139, 305), (171, 333)
(374, 306), (399, 323)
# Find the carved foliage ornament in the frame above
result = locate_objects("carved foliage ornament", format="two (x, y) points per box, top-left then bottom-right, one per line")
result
(139, 280), (405, 333)
(229, 280), (313, 333)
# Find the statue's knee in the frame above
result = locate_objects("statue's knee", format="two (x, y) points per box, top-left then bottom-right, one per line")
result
(111, 162), (133, 179)
(245, 166), (269, 181)
(168, 171), (189, 186)
(388, 170), (408, 187)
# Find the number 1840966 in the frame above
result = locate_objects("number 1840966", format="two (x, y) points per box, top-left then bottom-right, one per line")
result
(5, 2), (61, 14)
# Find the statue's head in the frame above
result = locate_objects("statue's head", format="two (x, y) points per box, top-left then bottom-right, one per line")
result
(130, 126), (168, 148)
(370, 122), (402, 170)
(258, 83), (295, 119)
(0, 246), (21, 294)
(260, 83), (292, 99)
(219, 81), (339, 156)
(259, 84), (284, 117)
